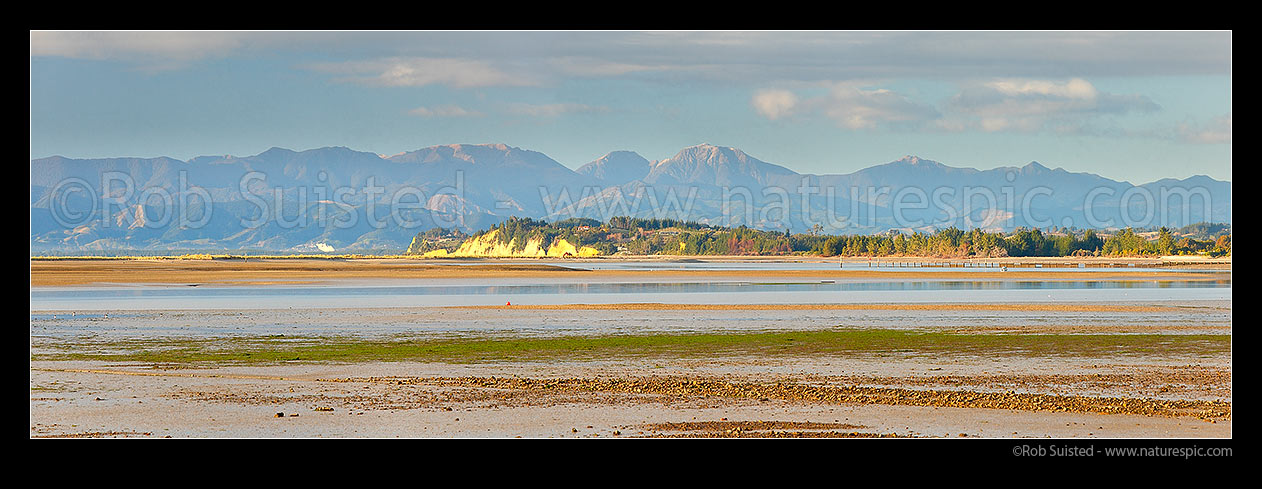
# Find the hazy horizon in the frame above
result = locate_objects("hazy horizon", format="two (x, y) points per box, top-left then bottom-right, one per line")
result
(30, 31), (1231, 183)
(28, 142), (1231, 185)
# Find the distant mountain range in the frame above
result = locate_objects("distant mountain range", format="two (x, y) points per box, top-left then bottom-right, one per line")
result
(30, 143), (1231, 252)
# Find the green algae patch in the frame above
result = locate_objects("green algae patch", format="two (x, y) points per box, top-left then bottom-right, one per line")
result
(31, 329), (1231, 366)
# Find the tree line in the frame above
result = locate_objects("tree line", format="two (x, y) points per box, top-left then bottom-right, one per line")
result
(414, 216), (1230, 258)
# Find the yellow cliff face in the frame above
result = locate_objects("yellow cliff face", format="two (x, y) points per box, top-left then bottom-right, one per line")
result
(406, 235), (424, 254)
(444, 229), (600, 258)
(547, 238), (602, 258)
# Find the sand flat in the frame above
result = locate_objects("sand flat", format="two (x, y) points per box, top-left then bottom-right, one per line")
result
(29, 257), (1231, 438)
(29, 358), (1231, 438)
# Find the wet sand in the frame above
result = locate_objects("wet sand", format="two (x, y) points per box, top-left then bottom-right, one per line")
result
(29, 300), (1233, 343)
(30, 355), (1230, 438)
(30, 303), (1232, 438)
(29, 258), (1231, 439)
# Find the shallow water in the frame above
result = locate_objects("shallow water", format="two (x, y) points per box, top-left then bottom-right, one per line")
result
(433, 259), (1206, 273)
(29, 276), (1231, 311)
(28, 299), (1234, 342)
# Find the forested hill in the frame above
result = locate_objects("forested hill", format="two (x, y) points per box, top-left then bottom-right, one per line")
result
(407, 217), (1231, 258)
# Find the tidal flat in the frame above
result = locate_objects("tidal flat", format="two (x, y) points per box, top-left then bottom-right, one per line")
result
(30, 259), (1231, 438)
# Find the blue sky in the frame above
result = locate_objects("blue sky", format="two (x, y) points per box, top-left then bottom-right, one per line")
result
(30, 31), (1231, 183)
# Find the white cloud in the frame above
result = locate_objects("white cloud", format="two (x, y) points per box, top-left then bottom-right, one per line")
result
(30, 31), (256, 71)
(306, 57), (536, 88)
(504, 103), (608, 117)
(987, 78), (1099, 99)
(31, 31), (1231, 82)
(408, 105), (483, 118)
(547, 56), (672, 77)
(820, 84), (941, 130)
(31, 31), (249, 61)
(945, 78), (1159, 133)
(751, 89), (799, 120)
(1176, 115), (1232, 144)
(751, 78), (1171, 138)
(751, 83), (940, 130)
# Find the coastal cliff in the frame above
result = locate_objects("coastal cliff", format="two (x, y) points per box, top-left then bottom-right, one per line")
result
(421, 229), (601, 258)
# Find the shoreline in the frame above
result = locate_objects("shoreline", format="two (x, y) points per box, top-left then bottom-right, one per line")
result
(29, 258), (1230, 287)
(30, 253), (1232, 264)
(449, 302), (1211, 313)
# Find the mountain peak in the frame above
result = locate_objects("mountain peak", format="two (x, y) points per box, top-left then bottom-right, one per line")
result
(892, 155), (943, 168)
(480, 142), (516, 152)
(258, 146), (295, 157)
(900, 155), (923, 165)
(604, 150), (641, 157)
(576, 151), (651, 184)
(646, 143), (797, 186)
(674, 143), (748, 160)
(685, 142), (736, 152)
(431, 142), (515, 152)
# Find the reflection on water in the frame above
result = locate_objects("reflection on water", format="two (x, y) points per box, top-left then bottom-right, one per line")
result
(30, 277), (1231, 311)
(28, 300), (1234, 341)
(441, 259), (1208, 273)
(30, 279), (1231, 297)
